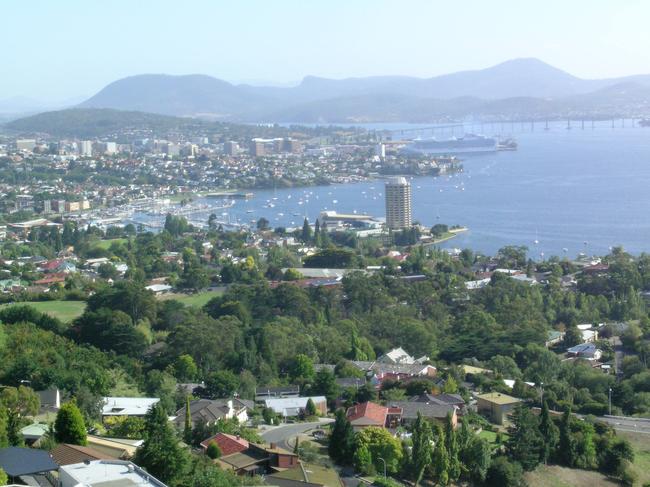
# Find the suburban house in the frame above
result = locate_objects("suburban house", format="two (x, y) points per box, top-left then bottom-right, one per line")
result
(263, 396), (327, 418)
(59, 460), (168, 487)
(36, 386), (61, 414)
(0, 447), (59, 484)
(567, 343), (602, 361)
(545, 330), (565, 347)
(376, 347), (429, 365)
(101, 397), (160, 419)
(350, 360), (437, 384)
(409, 393), (467, 415)
(476, 392), (521, 425)
(345, 401), (402, 431)
(255, 385), (301, 402)
(215, 442), (299, 476)
(51, 443), (112, 466)
(199, 432), (249, 454)
(86, 435), (141, 459)
(389, 400), (458, 428)
(172, 398), (253, 428)
(267, 463), (342, 487)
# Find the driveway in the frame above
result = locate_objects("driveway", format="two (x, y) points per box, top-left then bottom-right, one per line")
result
(261, 418), (334, 450)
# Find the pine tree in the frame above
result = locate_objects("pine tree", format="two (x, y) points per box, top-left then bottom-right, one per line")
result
(432, 425), (450, 486)
(538, 401), (558, 464)
(506, 404), (543, 471)
(314, 219), (321, 247)
(558, 408), (576, 467)
(411, 412), (433, 486)
(183, 396), (192, 444)
(301, 218), (312, 243)
(135, 403), (187, 484)
(305, 398), (317, 417)
(54, 401), (87, 445)
(328, 409), (355, 464)
(444, 413), (461, 481)
(0, 406), (8, 448)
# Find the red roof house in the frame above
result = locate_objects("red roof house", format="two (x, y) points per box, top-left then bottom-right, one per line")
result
(200, 432), (249, 456)
(346, 401), (402, 431)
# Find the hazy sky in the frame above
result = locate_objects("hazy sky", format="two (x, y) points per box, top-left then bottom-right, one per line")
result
(3, 0), (650, 102)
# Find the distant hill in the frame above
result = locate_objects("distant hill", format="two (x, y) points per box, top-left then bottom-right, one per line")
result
(45, 59), (650, 123)
(3, 108), (212, 138)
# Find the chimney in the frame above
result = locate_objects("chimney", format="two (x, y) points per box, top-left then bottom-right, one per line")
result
(270, 442), (277, 449)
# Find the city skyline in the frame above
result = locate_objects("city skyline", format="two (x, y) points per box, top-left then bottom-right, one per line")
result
(2, 0), (650, 101)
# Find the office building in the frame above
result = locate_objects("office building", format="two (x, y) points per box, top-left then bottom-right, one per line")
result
(224, 141), (239, 156)
(385, 176), (412, 230)
(250, 139), (266, 157)
(15, 139), (36, 151)
(80, 140), (93, 156)
(375, 143), (385, 159)
(15, 194), (34, 211)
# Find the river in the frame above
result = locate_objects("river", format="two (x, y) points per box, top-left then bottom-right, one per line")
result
(182, 121), (650, 258)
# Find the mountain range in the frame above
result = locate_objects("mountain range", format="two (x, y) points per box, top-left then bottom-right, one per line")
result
(14, 59), (650, 124)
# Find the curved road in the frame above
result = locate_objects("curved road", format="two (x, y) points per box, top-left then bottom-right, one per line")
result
(261, 418), (334, 451)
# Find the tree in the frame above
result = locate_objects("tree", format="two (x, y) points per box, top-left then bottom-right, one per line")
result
(183, 396), (192, 444)
(444, 412), (461, 481)
(305, 398), (317, 417)
(410, 412), (433, 486)
(0, 407), (8, 448)
(204, 370), (240, 399)
(0, 467), (7, 487)
(301, 218), (312, 243)
(54, 401), (87, 445)
(538, 401), (558, 464)
(206, 442), (222, 459)
(354, 427), (403, 475)
(558, 408), (576, 467)
(173, 354), (198, 382)
(1, 386), (39, 446)
(329, 409), (355, 464)
(461, 437), (491, 484)
(311, 368), (340, 406)
(134, 403), (187, 485)
(257, 217), (270, 231)
(507, 404), (543, 471)
(262, 408), (277, 426)
(485, 456), (525, 487)
(290, 354), (315, 384)
(432, 424), (450, 486)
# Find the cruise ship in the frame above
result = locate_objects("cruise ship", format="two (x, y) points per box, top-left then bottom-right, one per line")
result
(402, 134), (497, 155)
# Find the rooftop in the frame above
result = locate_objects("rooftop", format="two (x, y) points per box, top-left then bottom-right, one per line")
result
(102, 397), (160, 416)
(476, 392), (520, 405)
(59, 460), (168, 487)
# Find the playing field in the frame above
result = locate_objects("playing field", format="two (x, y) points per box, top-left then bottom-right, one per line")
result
(0, 300), (86, 323)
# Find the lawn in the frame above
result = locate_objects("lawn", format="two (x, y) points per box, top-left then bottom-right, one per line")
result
(525, 465), (619, 487)
(617, 430), (650, 486)
(158, 289), (224, 308)
(0, 300), (86, 323)
(478, 429), (509, 444)
(92, 238), (127, 250)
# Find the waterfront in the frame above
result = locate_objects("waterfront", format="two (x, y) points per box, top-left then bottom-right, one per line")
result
(127, 121), (650, 258)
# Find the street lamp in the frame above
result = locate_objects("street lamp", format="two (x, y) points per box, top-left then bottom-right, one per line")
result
(540, 382), (544, 406)
(377, 456), (387, 479)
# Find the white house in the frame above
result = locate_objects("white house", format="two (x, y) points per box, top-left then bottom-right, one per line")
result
(102, 397), (160, 418)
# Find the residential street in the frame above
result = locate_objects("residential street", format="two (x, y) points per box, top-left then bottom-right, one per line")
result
(260, 418), (334, 450)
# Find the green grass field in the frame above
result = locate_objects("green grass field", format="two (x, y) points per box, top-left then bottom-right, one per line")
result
(525, 465), (618, 487)
(158, 289), (224, 308)
(92, 238), (127, 250)
(0, 300), (86, 322)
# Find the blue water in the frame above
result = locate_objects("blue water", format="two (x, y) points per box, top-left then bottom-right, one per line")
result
(203, 121), (650, 258)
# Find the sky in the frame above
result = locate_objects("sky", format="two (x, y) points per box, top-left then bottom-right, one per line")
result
(2, 0), (650, 103)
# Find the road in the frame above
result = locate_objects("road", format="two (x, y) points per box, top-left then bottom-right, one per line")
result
(260, 418), (334, 450)
(597, 415), (650, 435)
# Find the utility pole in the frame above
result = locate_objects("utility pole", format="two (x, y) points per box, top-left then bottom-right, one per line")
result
(609, 387), (612, 416)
